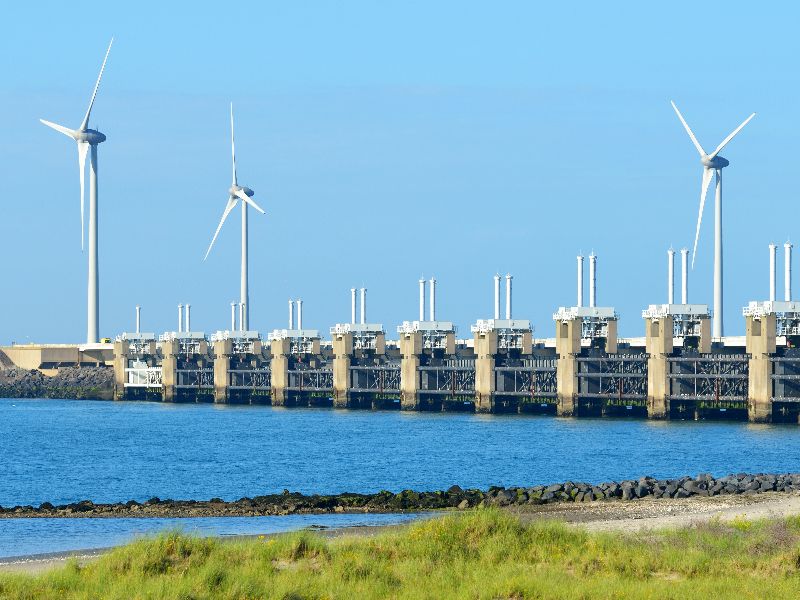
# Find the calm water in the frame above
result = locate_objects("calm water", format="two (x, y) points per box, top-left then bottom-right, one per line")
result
(0, 513), (430, 559)
(2, 398), (800, 507)
(3, 398), (800, 557)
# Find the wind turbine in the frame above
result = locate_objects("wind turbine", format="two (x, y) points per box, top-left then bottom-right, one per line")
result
(204, 104), (265, 331)
(40, 39), (114, 344)
(670, 101), (755, 338)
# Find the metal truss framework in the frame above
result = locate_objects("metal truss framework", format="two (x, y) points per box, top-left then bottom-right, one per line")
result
(350, 365), (400, 393)
(419, 359), (476, 395)
(667, 354), (749, 401)
(577, 354), (648, 399)
(494, 358), (557, 398)
(176, 368), (214, 388)
(770, 357), (800, 402)
(229, 368), (272, 390)
(124, 367), (163, 388)
(287, 368), (333, 392)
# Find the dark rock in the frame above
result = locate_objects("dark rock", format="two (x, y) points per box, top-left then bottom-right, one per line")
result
(447, 485), (463, 494)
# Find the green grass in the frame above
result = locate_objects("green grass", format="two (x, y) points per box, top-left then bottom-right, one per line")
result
(3, 509), (800, 599)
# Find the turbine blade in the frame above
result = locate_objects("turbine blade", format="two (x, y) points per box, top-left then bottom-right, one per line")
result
(670, 101), (706, 157)
(691, 167), (714, 269)
(77, 142), (89, 250)
(230, 103), (237, 186)
(204, 196), (238, 260)
(40, 119), (76, 139)
(234, 188), (265, 214)
(708, 112), (756, 159)
(79, 38), (113, 132)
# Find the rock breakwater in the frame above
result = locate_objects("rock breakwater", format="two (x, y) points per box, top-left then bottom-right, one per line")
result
(3, 473), (800, 518)
(0, 367), (113, 400)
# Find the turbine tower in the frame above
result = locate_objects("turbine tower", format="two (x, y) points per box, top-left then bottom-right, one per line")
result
(670, 101), (755, 338)
(204, 104), (265, 331)
(40, 39), (113, 344)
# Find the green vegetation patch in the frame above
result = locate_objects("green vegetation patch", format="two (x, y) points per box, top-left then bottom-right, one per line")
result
(3, 510), (800, 598)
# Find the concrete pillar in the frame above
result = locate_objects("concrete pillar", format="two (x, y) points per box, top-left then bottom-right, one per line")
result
(112, 340), (129, 400)
(698, 318), (712, 354)
(645, 316), (673, 419)
(605, 319), (618, 354)
(746, 313), (776, 423)
(332, 332), (353, 408)
(213, 338), (232, 403)
(400, 332), (422, 410)
(555, 318), (581, 416)
(270, 338), (290, 406)
(160, 338), (178, 402)
(474, 330), (497, 413)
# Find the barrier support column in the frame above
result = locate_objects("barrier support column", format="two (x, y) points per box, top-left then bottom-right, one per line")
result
(213, 338), (232, 403)
(270, 338), (290, 406)
(645, 315), (673, 419)
(332, 332), (353, 408)
(400, 331), (422, 410)
(474, 329), (497, 413)
(160, 339), (178, 402)
(112, 340), (129, 400)
(556, 318), (581, 416)
(746, 313), (776, 423)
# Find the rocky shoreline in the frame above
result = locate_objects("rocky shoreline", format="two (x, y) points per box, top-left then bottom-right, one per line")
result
(0, 367), (113, 400)
(4, 473), (800, 519)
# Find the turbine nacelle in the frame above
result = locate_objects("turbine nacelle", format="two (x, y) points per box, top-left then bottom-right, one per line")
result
(229, 184), (254, 197)
(701, 155), (729, 169)
(74, 129), (107, 145)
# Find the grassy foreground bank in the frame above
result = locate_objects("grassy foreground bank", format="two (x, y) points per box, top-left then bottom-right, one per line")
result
(3, 509), (800, 599)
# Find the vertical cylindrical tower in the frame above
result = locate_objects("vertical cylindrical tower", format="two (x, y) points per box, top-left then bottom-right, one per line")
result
(589, 253), (597, 308)
(429, 277), (436, 321)
(419, 279), (425, 321)
(177, 304), (183, 333)
(769, 243), (777, 302)
(135, 305), (141, 334)
(230, 302), (236, 332)
(681, 248), (688, 304)
(667, 248), (675, 304)
(288, 299), (294, 329)
(241, 198), (249, 331)
(185, 304), (191, 333)
(785, 241), (793, 301)
(577, 255), (584, 307)
(360, 288), (367, 325)
(296, 299), (303, 330)
(350, 288), (357, 324)
(493, 274), (500, 319)
(505, 274), (513, 319)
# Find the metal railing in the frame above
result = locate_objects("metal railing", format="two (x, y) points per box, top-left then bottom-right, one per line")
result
(350, 365), (400, 393)
(228, 369), (271, 389)
(667, 354), (749, 401)
(124, 367), (162, 388)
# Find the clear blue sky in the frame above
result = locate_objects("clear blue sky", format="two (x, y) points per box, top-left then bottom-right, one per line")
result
(0, 1), (794, 342)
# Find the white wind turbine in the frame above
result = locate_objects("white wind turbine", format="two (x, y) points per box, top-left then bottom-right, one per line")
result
(204, 104), (265, 331)
(40, 39), (113, 344)
(670, 101), (755, 338)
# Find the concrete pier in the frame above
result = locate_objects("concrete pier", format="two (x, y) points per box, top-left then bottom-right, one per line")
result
(473, 328), (497, 413)
(399, 330), (422, 410)
(645, 314), (673, 419)
(332, 329), (353, 408)
(745, 311), (776, 423)
(555, 317), (581, 416)
(213, 338), (232, 403)
(269, 337), (290, 406)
